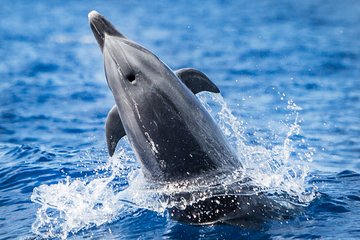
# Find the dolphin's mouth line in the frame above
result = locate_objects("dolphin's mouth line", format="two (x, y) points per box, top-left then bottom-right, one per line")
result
(91, 23), (104, 42)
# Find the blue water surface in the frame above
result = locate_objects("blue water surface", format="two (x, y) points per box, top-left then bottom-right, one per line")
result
(1, 0), (359, 239)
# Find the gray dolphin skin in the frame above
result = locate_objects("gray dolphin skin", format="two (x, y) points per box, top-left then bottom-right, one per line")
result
(88, 11), (267, 224)
(88, 10), (241, 182)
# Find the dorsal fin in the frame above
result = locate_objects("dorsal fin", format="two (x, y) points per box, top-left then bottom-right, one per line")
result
(105, 105), (126, 156)
(175, 68), (220, 94)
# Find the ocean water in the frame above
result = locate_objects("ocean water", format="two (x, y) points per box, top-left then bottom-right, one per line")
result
(0, 0), (359, 239)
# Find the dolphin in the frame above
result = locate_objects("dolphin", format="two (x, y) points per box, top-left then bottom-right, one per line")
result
(88, 11), (263, 224)
(88, 10), (241, 183)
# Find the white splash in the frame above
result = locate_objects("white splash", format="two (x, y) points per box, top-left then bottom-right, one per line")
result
(31, 93), (316, 238)
(198, 93), (315, 203)
(31, 149), (139, 239)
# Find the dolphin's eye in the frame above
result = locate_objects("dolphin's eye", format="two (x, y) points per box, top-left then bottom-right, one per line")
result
(126, 73), (136, 83)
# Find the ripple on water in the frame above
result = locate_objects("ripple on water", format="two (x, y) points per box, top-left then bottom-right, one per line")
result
(23, 62), (60, 77)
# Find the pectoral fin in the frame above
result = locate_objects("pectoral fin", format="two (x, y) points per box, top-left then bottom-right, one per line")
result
(105, 105), (126, 156)
(175, 68), (220, 94)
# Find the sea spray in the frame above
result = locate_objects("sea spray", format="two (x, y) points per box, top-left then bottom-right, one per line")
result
(199, 92), (315, 202)
(31, 92), (316, 238)
(31, 149), (139, 239)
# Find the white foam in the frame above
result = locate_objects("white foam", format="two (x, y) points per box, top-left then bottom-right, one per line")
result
(31, 93), (316, 238)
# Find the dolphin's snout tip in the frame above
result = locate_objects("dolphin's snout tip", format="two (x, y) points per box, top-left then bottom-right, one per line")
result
(88, 11), (126, 49)
(88, 10), (100, 20)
